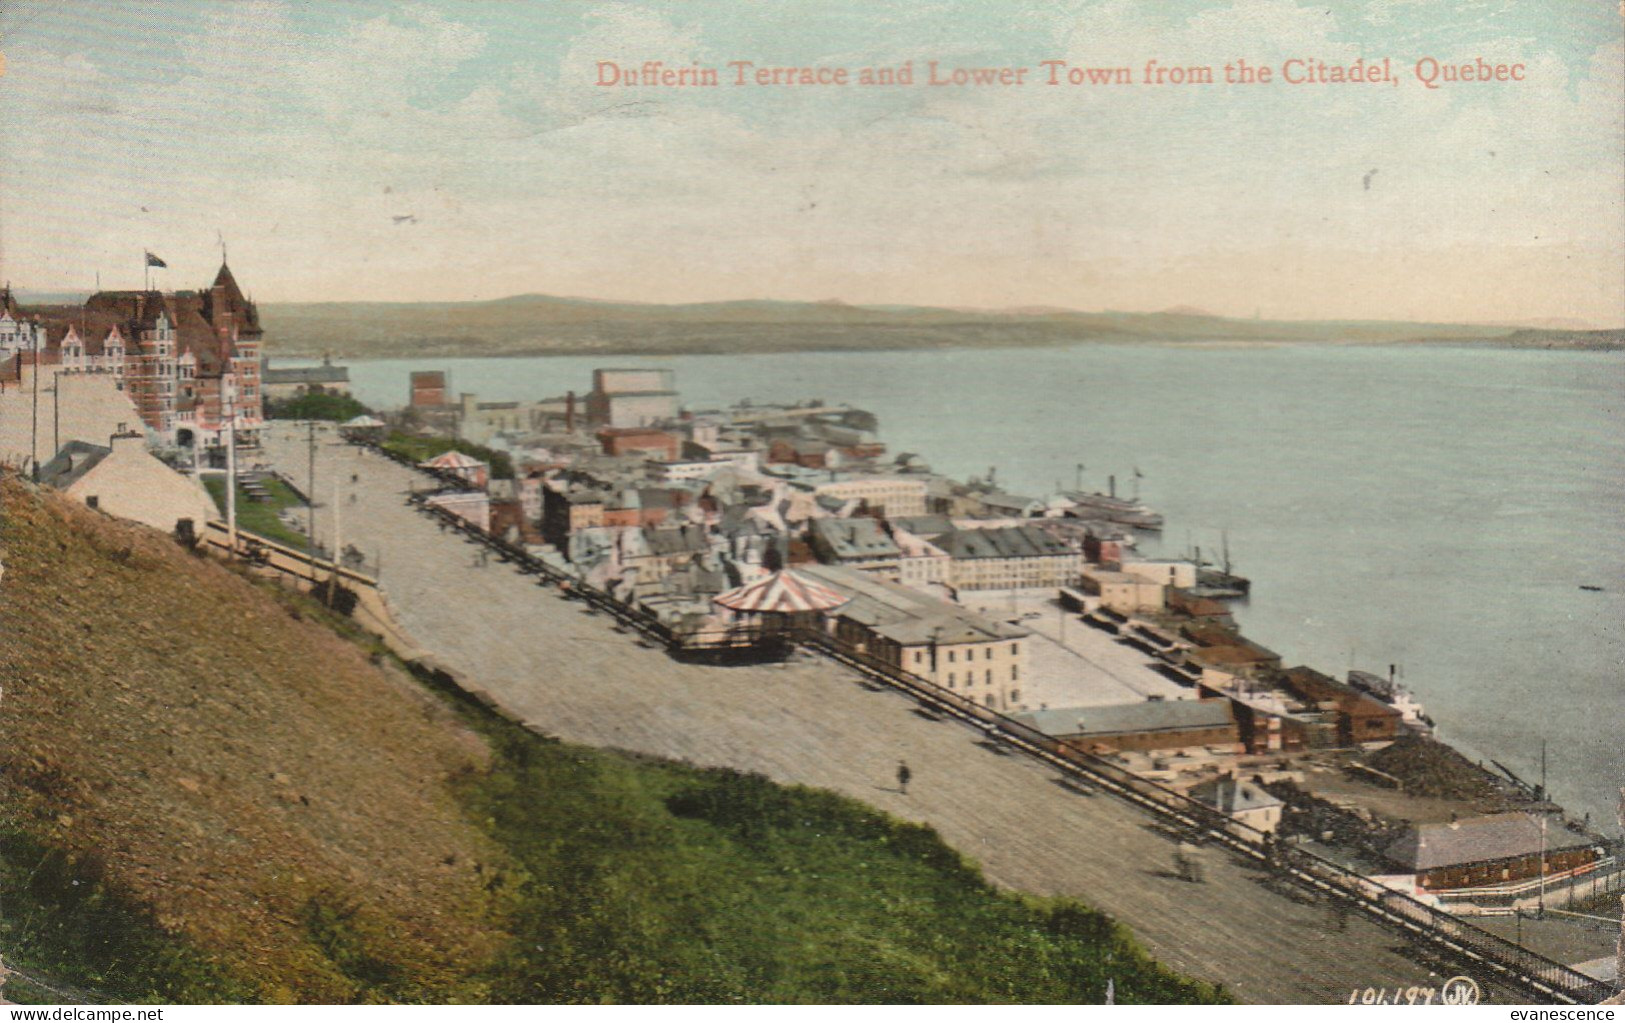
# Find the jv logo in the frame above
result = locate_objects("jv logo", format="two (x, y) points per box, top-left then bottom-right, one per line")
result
(1440, 976), (1482, 1005)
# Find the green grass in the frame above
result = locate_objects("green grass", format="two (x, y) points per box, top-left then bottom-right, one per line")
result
(202, 475), (309, 550)
(0, 552), (1224, 1005)
(0, 829), (252, 1003)
(451, 708), (1227, 1004)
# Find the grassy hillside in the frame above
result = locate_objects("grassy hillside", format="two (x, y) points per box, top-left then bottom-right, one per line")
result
(261, 294), (1621, 360)
(0, 476), (1224, 1004)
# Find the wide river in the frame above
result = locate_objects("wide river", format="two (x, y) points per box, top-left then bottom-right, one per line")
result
(337, 344), (1623, 830)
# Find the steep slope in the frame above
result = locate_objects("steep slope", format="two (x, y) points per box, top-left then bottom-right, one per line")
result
(0, 476), (1220, 1004)
(0, 476), (504, 1001)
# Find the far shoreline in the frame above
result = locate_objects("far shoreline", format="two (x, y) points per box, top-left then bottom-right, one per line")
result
(264, 334), (1625, 362)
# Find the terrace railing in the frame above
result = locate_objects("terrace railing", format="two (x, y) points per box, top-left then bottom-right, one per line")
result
(368, 436), (1618, 1006)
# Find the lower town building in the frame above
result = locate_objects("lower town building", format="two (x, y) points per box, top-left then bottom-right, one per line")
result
(1382, 813), (1602, 894)
(261, 356), (350, 401)
(541, 483), (606, 548)
(1011, 699), (1238, 755)
(1279, 665), (1402, 745)
(1188, 775), (1285, 834)
(808, 516), (902, 577)
(411, 370), (449, 407)
(586, 368), (679, 428)
(892, 527), (951, 586)
(1077, 567), (1166, 613)
(426, 490), (490, 533)
(800, 564), (1031, 712)
(598, 427), (680, 460)
(932, 525), (1082, 590)
(1118, 559), (1198, 589)
(456, 392), (569, 445)
(812, 476), (927, 519)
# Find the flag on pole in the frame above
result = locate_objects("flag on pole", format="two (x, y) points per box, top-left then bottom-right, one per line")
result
(144, 251), (167, 268)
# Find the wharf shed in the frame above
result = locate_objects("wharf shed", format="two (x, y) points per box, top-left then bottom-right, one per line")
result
(1010, 699), (1237, 754)
(1280, 666), (1402, 746)
(1384, 813), (1602, 892)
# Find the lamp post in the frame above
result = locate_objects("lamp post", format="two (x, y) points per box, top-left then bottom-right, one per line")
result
(306, 420), (318, 592)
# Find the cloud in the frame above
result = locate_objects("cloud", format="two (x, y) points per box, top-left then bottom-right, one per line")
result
(0, 0), (1618, 324)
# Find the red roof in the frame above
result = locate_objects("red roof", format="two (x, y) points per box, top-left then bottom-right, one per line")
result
(714, 569), (849, 614)
(421, 450), (486, 470)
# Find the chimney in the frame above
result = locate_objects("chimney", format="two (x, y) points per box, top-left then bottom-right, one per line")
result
(1109, 474), (1117, 498)
(565, 390), (576, 432)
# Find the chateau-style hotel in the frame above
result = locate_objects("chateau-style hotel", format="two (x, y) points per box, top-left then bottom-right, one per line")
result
(0, 259), (264, 449)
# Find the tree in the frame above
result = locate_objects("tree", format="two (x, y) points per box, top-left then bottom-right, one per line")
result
(267, 392), (372, 423)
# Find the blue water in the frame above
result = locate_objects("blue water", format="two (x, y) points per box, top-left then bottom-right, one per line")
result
(334, 344), (1625, 831)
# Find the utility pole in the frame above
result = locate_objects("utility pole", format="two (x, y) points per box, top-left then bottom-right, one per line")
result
(329, 474), (341, 607)
(306, 420), (318, 594)
(29, 344), (39, 481)
(226, 382), (238, 557)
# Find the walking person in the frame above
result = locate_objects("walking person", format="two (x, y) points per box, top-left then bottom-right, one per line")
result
(896, 759), (912, 796)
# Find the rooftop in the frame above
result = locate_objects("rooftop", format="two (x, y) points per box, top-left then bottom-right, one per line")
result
(1011, 699), (1233, 738)
(1384, 813), (1597, 872)
(38, 440), (113, 489)
(934, 525), (1075, 561)
(1190, 776), (1283, 815)
(262, 359), (349, 385)
(799, 564), (1029, 646)
(810, 516), (902, 561)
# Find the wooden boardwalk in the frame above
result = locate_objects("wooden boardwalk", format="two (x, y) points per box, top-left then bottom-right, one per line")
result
(261, 427), (1504, 1004)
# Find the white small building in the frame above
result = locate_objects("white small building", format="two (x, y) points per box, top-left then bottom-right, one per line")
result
(892, 527), (951, 586)
(1119, 559), (1198, 589)
(39, 431), (215, 535)
(813, 476), (928, 519)
(1189, 775), (1284, 834)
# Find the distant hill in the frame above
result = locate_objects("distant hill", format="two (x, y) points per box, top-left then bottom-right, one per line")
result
(0, 475), (1219, 1005)
(259, 294), (1621, 359)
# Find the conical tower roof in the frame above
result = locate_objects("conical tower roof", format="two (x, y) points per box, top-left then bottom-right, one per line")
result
(714, 569), (849, 614)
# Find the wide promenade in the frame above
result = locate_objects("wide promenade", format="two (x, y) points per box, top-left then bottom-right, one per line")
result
(261, 423), (1461, 1004)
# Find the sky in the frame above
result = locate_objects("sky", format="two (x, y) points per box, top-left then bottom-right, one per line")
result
(0, 0), (1620, 325)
